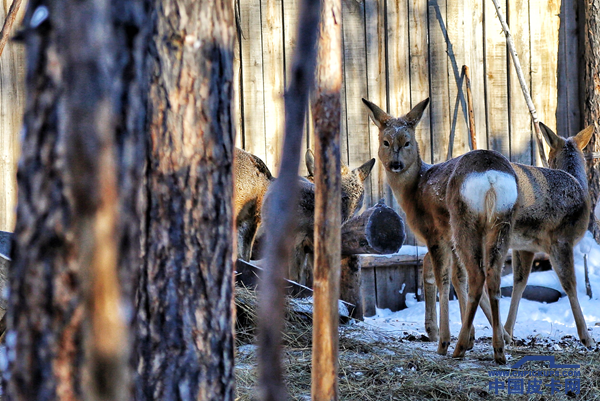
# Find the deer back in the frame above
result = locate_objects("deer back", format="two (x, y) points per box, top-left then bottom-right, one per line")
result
(511, 124), (594, 250)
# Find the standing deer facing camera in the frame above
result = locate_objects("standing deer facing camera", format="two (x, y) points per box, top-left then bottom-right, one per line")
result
(363, 97), (518, 363)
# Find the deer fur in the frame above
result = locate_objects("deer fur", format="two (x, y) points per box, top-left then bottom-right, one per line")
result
(363, 97), (519, 364)
(234, 147), (274, 261)
(262, 150), (375, 286)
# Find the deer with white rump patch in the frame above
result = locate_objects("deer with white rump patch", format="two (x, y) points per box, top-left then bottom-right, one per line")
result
(363, 97), (519, 364)
(364, 98), (596, 364)
(422, 122), (597, 360)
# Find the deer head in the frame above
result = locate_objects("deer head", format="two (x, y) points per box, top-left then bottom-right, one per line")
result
(362, 98), (429, 174)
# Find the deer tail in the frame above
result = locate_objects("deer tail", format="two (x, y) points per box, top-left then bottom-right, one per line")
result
(484, 187), (497, 226)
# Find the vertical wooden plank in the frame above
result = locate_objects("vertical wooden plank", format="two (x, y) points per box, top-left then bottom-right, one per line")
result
(374, 265), (416, 311)
(387, 0), (411, 125)
(484, 0), (510, 156)
(428, 0), (451, 163)
(466, 0), (486, 152)
(0, 0), (25, 231)
(234, 0), (244, 148)
(240, 0), (267, 163)
(261, 0), (286, 171)
(507, 0), (533, 164)
(408, 0), (431, 163)
(365, 0), (386, 203)
(342, 0), (372, 202)
(387, 0), (416, 244)
(282, 0), (311, 176)
(557, 0), (580, 137)
(446, 0), (483, 156)
(530, 0), (560, 165)
(360, 265), (377, 317)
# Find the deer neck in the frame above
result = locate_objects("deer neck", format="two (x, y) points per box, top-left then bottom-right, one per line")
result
(555, 149), (589, 192)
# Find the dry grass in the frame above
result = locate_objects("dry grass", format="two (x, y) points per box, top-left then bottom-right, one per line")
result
(235, 285), (600, 400)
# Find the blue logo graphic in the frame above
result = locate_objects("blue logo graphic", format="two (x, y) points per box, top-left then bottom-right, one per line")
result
(510, 355), (579, 369)
(487, 355), (582, 395)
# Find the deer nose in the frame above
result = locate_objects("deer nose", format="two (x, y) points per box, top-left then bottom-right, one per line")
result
(389, 161), (403, 172)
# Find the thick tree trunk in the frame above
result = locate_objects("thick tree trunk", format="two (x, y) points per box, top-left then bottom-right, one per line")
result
(311, 0), (343, 399)
(5, 0), (149, 400)
(580, 0), (600, 243)
(136, 1), (236, 400)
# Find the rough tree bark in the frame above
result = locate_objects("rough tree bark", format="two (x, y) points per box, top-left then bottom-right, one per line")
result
(5, 0), (149, 400)
(311, 0), (343, 399)
(135, 1), (236, 400)
(579, 0), (600, 243)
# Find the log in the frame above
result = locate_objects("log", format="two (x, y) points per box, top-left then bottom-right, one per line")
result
(341, 201), (405, 255)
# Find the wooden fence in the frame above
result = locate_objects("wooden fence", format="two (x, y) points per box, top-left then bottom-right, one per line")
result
(234, 0), (580, 244)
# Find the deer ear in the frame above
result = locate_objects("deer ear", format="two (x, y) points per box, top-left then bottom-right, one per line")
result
(573, 125), (594, 150)
(362, 98), (392, 129)
(539, 122), (564, 149)
(354, 158), (376, 182)
(305, 149), (315, 177)
(403, 98), (430, 127)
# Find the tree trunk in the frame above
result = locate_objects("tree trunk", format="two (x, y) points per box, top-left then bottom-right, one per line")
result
(579, 0), (600, 243)
(5, 0), (149, 400)
(135, 1), (236, 400)
(311, 0), (343, 399)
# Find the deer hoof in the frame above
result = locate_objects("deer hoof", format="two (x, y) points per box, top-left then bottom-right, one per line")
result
(581, 335), (595, 349)
(452, 344), (466, 359)
(437, 341), (450, 355)
(494, 348), (506, 365)
(426, 326), (439, 342)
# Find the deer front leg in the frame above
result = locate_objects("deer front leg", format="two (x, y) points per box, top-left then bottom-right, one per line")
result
(423, 253), (439, 342)
(504, 250), (534, 341)
(429, 245), (452, 355)
(550, 243), (595, 348)
(450, 251), (475, 349)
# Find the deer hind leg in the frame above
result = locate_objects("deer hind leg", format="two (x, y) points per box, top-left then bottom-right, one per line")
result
(450, 251), (475, 349)
(428, 244), (452, 355)
(550, 243), (595, 348)
(483, 222), (512, 365)
(423, 253), (439, 342)
(504, 250), (535, 341)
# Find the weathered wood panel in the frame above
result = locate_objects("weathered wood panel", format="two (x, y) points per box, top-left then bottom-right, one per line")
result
(507, 0), (533, 164)
(240, 0), (267, 163)
(530, 0), (561, 165)
(557, 0), (580, 137)
(428, 0), (450, 164)
(408, 0), (431, 164)
(484, 0), (510, 156)
(0, 0), (26, 232)
(364, 0), (386, 203)
(261, 0), (286, 169)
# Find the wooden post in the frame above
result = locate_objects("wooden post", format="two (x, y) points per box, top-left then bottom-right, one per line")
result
(462, 65), (476, 151)
(256, 0), (321, 400)
(311, 0), (342, 399)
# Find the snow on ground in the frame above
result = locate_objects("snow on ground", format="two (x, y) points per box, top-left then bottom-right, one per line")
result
(362, 231), (600, 345)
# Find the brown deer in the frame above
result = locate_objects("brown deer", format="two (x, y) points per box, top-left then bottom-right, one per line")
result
(234, 147), (274, 261)
(363, 97), (520, 364)
(261, 150), (375, 286)
(422, 123), (596, 356)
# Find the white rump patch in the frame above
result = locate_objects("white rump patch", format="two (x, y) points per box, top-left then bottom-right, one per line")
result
(460, 171), (517, 213)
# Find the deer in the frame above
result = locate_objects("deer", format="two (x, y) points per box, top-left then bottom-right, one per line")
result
(261, 149), (375, 286)
(422, 122), (597, 356)
(363, 97), (520, 364)
(234, 147), (274, 261)
(364, 97), (596, 364)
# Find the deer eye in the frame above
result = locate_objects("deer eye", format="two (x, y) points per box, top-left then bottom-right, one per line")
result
(383, 140), (390, 147)
(404, 142), (411, 148)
